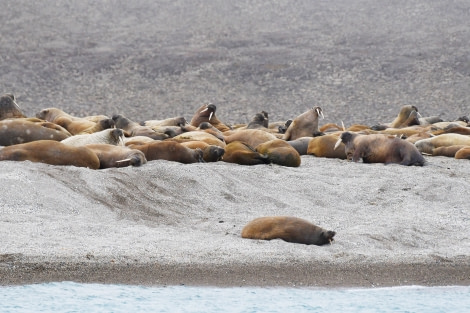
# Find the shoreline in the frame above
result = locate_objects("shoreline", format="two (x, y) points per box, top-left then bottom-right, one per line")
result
(1, 261), (469, 288)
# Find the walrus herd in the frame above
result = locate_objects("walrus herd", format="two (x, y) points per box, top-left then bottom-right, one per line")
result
(1, 93), (469, 245)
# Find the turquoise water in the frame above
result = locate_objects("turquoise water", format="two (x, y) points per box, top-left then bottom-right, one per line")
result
(0, 282), (469, 313)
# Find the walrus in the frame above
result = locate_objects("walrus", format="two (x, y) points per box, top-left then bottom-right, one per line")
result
(282, 107), (324, 141)
(247, 111), (269, 129)
(432, 145), (469, 157)
(455, 147), (470, 159)
(335, 131), (425, 166)
(170, 131), (226, 148)
(0, 94), (26, 120)
(414, 133), (470, 154)
(35, 108), (111, 135)
(84, 144), (147, 168)
(61, 128), (124, 146)
(189, 103), (232, 132)
(141, 116), (187, 127)
(128, 141), (204, 164)
(222, 141), (269, 165)
(255, 139), (301, 167)
(112, 114), (170, 140)
(241, 216), (336, 246)
(224, 129), (278, 148)
(0, 140), (100, 169)
(287, 137), (313, 155)
(180, 141), (225, 162)
(307, 134), (347, 159)
(0, 119), (71, 146)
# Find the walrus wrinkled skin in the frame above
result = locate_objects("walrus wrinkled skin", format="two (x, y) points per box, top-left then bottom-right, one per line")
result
(0, 140), (100, 169)
(84, 144), (147, 168)
(222, 141), (269, 165)
(241, 216), (336, 246)
(189, 103), (232, 132)
(128, 141), (204, 164)
(255, 139), (301, 167)
(0, 119), (71, 146)
(335, 131), (425, 166)
(282, 106), (324, 141)
(61, 129), (124, 146)
(0, 94), (26, 120)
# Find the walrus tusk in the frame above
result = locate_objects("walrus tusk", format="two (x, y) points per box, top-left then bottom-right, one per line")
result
(316, 108), (324, 119)
(341, 120), (346, 131)
(209, 112), (213, 121)
(119, 136), (124, 146)
(334, 137), (342, 150)
(329, 239), (333, 245)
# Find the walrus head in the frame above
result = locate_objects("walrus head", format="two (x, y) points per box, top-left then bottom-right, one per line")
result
(0, 94), (26, 120)
(199, 103), (217, 121)
(334, 131), (354, 150)
(313, 106), (324, 119)
(320, 230), (336, 245)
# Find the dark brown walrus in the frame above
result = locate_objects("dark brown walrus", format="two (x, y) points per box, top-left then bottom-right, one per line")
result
(335, 131), (425, 166)
(0, 119), (71, 146)
(128, 141), (204, 164)
(282, 106), (324, 141)
(241, 216), (336, 246)
(0, 140), (100, 169)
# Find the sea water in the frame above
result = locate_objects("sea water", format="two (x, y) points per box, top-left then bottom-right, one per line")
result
(0, 282), (469, 313)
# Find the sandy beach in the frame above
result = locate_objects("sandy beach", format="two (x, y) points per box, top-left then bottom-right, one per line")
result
(1, 0), (469, 287)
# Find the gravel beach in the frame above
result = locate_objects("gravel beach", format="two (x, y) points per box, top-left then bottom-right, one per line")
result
(1, 0), (469, 287)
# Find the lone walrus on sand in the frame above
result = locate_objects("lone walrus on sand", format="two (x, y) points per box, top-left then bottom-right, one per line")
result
(241, 216), (336, 246)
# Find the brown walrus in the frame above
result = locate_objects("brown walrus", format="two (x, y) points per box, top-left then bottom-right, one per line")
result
(180, 141), (225, 162)
(84, 144), (147, 168)
(112, 114), (170, 140)
(0, 119), (71, 146)
(224, 129), (278, 148)
(0, 140), (100, 169)
(35, 108), (112, 135)
(455, 147), (470, 159)
(241, 216), (336, 246)
(255, 139), (301, 167)
(335, 131), (425, 166)
(222, 141), (269, 165)
(0, 94), (26, 120)
(307, 134), (347, 159)
(282, 106), (324, 141)
(61, 129), (124, 146)
(128, 141), (204, 164)
(189, 103), (232, 132)
(432, 145), (469, 157)
(414, 133), (470, 154)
